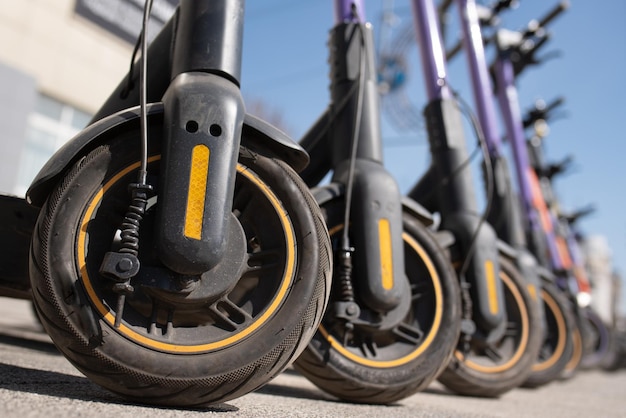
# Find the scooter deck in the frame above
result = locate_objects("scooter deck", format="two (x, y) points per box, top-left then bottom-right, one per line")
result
(0, 194), (39, 299)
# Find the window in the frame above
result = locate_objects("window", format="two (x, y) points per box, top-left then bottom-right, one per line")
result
(15, 95), (91, 195)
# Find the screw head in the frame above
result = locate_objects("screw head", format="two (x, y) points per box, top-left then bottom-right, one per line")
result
(346, 304), (358, 316)
(117, 257), (134, 272)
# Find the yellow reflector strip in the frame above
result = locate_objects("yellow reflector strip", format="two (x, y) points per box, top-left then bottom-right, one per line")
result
(527, 284), (538, 301)
(378, 218), (394, 291)
(319, 231), (444, 368)
(184, 145), (210, 240)
(485, 260), (499, 314)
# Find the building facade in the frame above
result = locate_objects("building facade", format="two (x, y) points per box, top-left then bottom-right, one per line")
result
(0, 0), (175, 195)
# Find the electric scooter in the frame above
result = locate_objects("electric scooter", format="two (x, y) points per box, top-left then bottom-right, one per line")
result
(0, 0), (332, 407)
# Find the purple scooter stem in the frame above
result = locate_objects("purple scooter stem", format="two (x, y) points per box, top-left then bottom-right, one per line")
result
(456, 0), (503, 157)
(411, 0), (452, 100)
(335, 0), (366, 23)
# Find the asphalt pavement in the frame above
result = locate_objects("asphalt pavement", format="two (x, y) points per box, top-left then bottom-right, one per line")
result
(0, 297), (624, 418)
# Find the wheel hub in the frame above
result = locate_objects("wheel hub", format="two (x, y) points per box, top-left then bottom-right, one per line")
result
(139, 213), (247, 308)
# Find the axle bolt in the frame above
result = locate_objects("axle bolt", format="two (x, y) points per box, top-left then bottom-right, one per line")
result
(117, 258), (134, 273)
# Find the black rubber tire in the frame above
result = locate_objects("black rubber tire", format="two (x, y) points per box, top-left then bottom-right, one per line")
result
(579, 307), (612, 369)
(560, 316), (583, 380)
(438, 257), (543, 397)
(29, 125), (332, 407)
(294, 198), (461, 404)
(601, 329), (626, 372)
(523, 282), (576, 387)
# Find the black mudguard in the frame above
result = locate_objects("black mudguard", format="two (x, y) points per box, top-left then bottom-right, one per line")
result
(26, 103), (309, 208)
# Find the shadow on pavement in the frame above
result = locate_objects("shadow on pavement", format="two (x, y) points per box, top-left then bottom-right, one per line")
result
(0, 362), (119, 402)
(255, 381), (332, 402)
(0, 332), (58, 355)
(0, 363), (239, 413)
(257, 368), (430, 407)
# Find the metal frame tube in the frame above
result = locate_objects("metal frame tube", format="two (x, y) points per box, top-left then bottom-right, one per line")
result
(335, 0), (366, 23)
(173, 0), (245, 84)
(494, 56), (564, 271)
(456, 0), (502, 156)
(410, 0), (452, 100)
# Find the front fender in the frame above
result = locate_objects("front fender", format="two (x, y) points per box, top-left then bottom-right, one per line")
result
(26, 103), (309, 207)
(311, 182), (435, 227)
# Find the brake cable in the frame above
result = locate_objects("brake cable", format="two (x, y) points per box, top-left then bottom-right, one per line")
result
(100, 0), (154, 327)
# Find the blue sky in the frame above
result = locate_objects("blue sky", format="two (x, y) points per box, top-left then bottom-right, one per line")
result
(240, 1), (626, 312)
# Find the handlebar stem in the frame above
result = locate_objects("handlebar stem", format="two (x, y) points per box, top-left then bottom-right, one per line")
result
(335, 0), (366, 23)
(457, 0), (503, 157)
(411, 0), (452, 100)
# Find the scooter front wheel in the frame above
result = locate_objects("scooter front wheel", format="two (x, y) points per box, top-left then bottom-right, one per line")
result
(438, 257), (543, 397)
(579, 306), (612, 369)
(523, 282), (575, 387)
(294, 197), (461, 404)
(29, 126), (331, 407)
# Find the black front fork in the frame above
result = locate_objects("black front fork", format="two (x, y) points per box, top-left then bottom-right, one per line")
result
(411, 99), (506, 336)
(157, 1), (245, 275)
(487, 155), (546, 333)
(327, 22), (408, 312)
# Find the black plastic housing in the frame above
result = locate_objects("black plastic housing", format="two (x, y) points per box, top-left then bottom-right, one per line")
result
(157, 72), (244, 274)
(413, 98), (506, 332)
